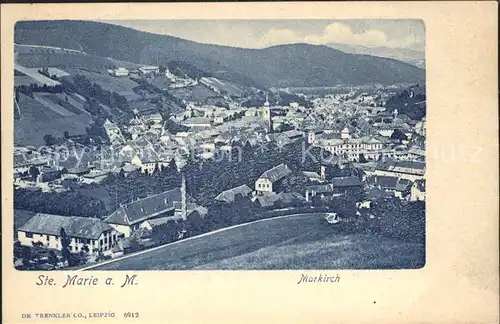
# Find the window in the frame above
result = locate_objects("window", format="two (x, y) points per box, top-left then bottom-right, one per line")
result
(46, 235), (50, 241)
(100, 239), (103, 246)
(25, 232), (33, 238)
(104, 238), (108, 244)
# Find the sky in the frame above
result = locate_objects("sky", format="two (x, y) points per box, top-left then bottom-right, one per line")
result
(103, 20), (425, 51)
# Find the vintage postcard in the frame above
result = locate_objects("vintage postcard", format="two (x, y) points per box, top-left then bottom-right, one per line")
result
(2, 2), (498, 324)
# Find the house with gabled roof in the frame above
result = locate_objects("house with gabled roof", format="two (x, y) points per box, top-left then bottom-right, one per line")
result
(410, 179), (426, 201)
(373, 159), (425, 181)
(255, 163), (292, 195)
(104, 187), (186, 237)
(18, 213), (117, 256)
(367, 175), (413, 199)
(214, 184), (253, 203)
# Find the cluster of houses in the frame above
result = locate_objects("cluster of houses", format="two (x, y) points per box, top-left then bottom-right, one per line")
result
(15, 152), (426, 263)
(14, 85), (426, 265)
(108, 64), (198, 89)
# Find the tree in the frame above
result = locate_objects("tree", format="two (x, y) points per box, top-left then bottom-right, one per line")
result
(29, 166), (40, 180)
(43, 134), (58, 146)
(48, 250), (58, 265)
(60, 227), (71, 264)
(390, 129), (408, 142)
(358, 153), (368, 163)
(21, 246), (32, 267)
(281, 173), (309, 194)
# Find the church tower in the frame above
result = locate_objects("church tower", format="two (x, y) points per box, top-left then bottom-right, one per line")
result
(393, 108), (398, 119)
(262, 94), (272, 132)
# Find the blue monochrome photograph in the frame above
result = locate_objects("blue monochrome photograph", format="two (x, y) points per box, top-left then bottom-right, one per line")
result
(13, 20), (426, 270)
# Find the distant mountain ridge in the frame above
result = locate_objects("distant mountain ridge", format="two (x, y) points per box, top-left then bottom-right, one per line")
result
(326, 43), (425, 69)
(15, 20), (425, 88)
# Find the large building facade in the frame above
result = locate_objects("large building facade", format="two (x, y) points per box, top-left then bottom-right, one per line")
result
(17, 213), (118, 256)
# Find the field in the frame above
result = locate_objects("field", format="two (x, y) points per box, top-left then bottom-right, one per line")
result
(170, 84), (219, 102)
(90, 213), (425, 270)
(14, 93), (92, 146)
(14, 64), (61, 87)
(200, 77), (247, 97)
(15, 52), (114, 71)
(42, 93), (90, 116)
(65, 69), (141, 101)
(106, 57), (143, 70)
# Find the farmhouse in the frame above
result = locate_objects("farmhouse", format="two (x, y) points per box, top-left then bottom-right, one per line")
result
(330, 176), (364, 194)
(305, 184), (343, 202)
(108, 67), (130, 77)
(139, 215), (183, 232)
(371, 159), (425, 181)
(138, 66), (160, 75)
(214, 184), (253, 203)
(104, 188), (184, 237)
(255, 163), (292, 195)
(17, 213), (117, 256)
(368, 175), (413, 199)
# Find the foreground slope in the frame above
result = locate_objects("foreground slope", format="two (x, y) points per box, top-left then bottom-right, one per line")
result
(89, 213), (424, 270)
(15, 20), (425, 88)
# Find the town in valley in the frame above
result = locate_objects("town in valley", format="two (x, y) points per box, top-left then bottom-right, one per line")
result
(13, 20), (426, 270)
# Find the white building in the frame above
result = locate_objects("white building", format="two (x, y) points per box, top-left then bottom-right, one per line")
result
(17, 213), (117, 256)
(370, 159), (426, 182)
(255, 163), (292, 195)
(138, 65), (159, 75)
(109, 67), (130, 77)
(410, 179), (426, 201)
(316, 134), (385, 162)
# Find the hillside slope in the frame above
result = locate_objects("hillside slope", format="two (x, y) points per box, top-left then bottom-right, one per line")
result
(327, 43), (425, 69)
(15, 20), (425, 88)
(89, 213), (424, 270)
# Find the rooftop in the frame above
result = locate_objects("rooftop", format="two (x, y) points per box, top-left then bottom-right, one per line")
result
(18, 213), (112, 240)
(331, 176), (363, 187)
(104, 188), (184, 226)
(258, 163), (292, 183)
(214, 184), (252, 202)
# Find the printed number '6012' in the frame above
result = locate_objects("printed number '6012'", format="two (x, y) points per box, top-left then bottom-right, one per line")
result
(124, 312), (139, 318)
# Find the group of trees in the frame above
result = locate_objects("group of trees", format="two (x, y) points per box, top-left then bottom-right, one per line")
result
(15, 83), (64, 97)
(132, 77), (186, 110)
(71, 75), (131, 113)
(180, 139), (322, 206)
(100, 159), (181, 209)
(14, 187), (108, 218)
(38, 67), (59, 81)
(166, 61), (208, 80)
(352, 198), (425, 244)
(385, 86), (426, 121)
(43, 133), (64, 146)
